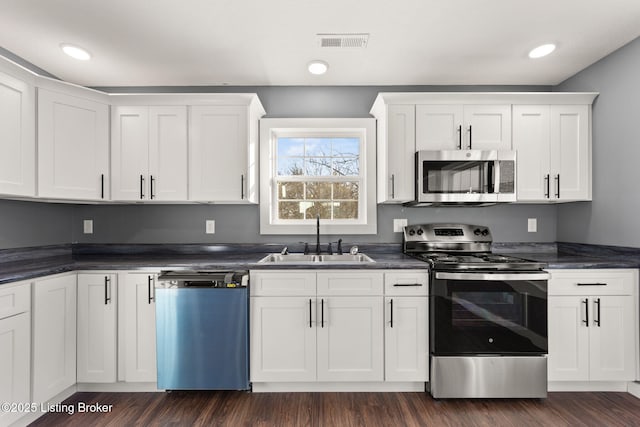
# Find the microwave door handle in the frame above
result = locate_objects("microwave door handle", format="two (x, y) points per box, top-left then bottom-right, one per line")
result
(493, 159), (501, 194)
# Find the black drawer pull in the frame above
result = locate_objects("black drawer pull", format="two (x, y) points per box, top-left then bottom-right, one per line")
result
(393, 283), (422, 287)
(577, 283), (607, 286)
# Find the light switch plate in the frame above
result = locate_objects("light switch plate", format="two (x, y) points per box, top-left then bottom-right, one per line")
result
(393, 218), (408, 233)
(83, 219), (93, 234)
(527, 218), (537, 233)
(206, 220), (215, 234)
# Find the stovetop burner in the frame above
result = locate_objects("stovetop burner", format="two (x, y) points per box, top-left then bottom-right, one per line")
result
(403, 224), (547, 271)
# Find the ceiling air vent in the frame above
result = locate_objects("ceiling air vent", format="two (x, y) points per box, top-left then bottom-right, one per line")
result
(317, 33), (369, 48)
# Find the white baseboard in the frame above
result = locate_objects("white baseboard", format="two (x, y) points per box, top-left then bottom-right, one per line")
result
(548, 381), (629, 392)
(627, 382), (640, 398)
(9, 385), (76, 427)
(251, 382), (426, 393)
(76, 382), (161, 393)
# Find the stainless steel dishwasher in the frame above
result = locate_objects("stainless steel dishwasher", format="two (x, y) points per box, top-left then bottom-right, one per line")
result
(155, 270), (249, 390)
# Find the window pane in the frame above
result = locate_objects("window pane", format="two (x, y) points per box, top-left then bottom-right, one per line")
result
(279, 202), (304, 219)
(277, 157), (304, 176)
(306, 202), (332, 219)
(306, 182), (331, 200)
(305, 158), (332, 176)
(305, 138), (330, 156)
(332, 157), (359, 176)
(332, 138), (359, 157)
(334, 182), (359, 200)
(333, 201), (358, 219)
(278, 182), (304, 200)
(278, 138), (304, 157)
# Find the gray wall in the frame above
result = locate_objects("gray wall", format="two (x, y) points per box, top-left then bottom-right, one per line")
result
(555, 37), (640, 247)
(0, 199), (73, 248)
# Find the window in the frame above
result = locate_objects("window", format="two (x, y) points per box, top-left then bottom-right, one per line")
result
(260, 118), (376, 235)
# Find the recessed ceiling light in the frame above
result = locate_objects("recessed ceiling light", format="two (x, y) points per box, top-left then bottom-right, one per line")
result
(528, 44), (556, 59)
(308, 60), (328, 75)
(60, 43), (91, 61)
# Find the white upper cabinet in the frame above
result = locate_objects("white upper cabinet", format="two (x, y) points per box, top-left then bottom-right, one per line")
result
(370, 102), (415, 203)
(37, 87), (109, 201)
(0, 60), (36, 197)
(513, 103), (591, 202)
(416, 104), (511, 151)
(188, 96), (265, 203)
(111, 106), (188, 201)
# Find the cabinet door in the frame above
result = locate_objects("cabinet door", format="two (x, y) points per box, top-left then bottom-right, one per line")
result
(189, 105), (248, 201)
(378, 105), (415, 203)
(0, 70), (35, 196)
(589, 296), (636, 381)
(111, 106), (150, 201)
(384, 297), (428, 382)
(317, 296), (383, 381)
(415, 105), (463, 150)
(77, 274), (116, 383)
(547, 296), (590, 381)
(512, 105), (551, 201)
(119, 273), (157, 382)
(317, 271), (383, 296)
(32, 274), (77, 402)
(37, 89), (109, 200)
(0, 313), (30, 426)
(463, 105), (511, 150)
(149, 106), (188, 201)
(250, 297), (316, 382)
(550, 105), (590, 201)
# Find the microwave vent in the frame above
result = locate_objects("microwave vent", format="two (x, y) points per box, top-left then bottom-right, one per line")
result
(317, 33), (369, 48)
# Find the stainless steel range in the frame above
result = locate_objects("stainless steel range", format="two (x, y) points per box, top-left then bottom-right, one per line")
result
(404, 223), (549, 399)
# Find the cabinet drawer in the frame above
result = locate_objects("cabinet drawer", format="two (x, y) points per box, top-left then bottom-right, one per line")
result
(317, 271), (383, 296)
(0, 281), (30, 320)
(548, 269), (637, 296)
(384, 271), (428, 296)
(250, 271), (316, 296)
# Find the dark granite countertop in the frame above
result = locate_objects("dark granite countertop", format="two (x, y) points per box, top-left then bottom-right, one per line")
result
(2, 242), (639, 286)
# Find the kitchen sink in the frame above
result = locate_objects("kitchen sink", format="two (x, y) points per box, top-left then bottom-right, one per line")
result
(257, 253), (375, 264)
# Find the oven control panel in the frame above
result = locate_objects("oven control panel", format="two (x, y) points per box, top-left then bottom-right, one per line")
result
(403, 223), (492, 243)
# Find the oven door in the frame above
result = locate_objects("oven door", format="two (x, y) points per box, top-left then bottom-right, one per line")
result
(431, 271), (548, 356)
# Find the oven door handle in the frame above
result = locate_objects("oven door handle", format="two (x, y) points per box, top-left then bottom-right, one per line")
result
(434, 272), (550, 281)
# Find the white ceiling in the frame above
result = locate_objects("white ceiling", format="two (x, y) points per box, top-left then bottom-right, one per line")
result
(1, 0), (639, 87)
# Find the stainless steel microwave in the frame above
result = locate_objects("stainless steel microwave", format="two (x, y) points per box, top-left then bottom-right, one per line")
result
(407, 150), (516, 206)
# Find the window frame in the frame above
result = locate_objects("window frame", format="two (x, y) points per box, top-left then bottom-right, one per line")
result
(259, 118), (377, 235)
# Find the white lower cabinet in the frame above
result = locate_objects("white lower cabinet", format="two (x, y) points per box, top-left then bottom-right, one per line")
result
(118, 273), (157, 382)
(77, 274), (117, 383)
(32, 274), (77, 403)
(0, 281), (31, 427)
(548, 269), (638, 384)
(250, 269), (428, 389)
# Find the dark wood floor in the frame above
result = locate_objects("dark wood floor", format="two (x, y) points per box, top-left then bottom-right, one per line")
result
(30, 391), (640, 427)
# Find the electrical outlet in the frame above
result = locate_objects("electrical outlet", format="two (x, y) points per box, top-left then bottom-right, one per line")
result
(83, 219), (93, 234)
(206, 220), (215, 234)
(527, 218), (537, 233)
(393, 218), (408, 233)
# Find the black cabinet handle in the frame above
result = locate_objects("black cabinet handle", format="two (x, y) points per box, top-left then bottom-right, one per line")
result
(577, 283), (607, 286)
(555, 174), (560, 198)
(390, 299), (393, 328)
(457, 125), (462, 149)
(391, 174), (395, 199)
(101, 174), (105, 199)
(594, 298), (601, 327)
(104, 276), (111, 305)
(148, 276), (154, 304)
(150, 175), (155, 200)
(309, 299), (313, 328)
(392, 283), (422, 287)
(582, 298), (589, 327)
(544, 174), (550, 198)
(140, 175), (145, 199)
(241, 174), (245, 200)
(321, 299), (324, 328)
(467, 125), (472, 149)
